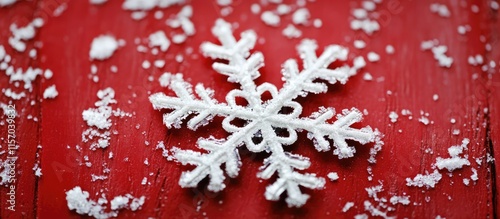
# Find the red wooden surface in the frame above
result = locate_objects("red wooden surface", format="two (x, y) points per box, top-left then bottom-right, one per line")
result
(0, 0), (499, 218)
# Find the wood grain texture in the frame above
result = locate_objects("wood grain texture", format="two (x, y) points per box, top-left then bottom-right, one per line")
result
(0, 0), (499, 218)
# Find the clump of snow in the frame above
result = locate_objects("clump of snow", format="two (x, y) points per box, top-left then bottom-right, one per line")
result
(261, 11), (280, 26)
(82, 88), (131, 149)
(282, 24), (302, 39)
(89, 35), (119, 60)
(350, 3), (380, 35)
(149, 31), (171, 51)
(66, 186), (145, 218)
(430, 3), (451, 17)
(43, 85), (59, 99)
(367, 52), (380, 62)
(342, 202), (355, 212)
(327, 172), (339, 181)
(389, 111), (398, 123)
(406, 170), (442, 188)
(292, 8), (310, 25)
(421, 40), (453, 68)
(354, 40), (366, 49)
(435, 138), (470, 172)
(9, 18), (44, 52)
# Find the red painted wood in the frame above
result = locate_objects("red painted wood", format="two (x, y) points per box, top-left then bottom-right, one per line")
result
(0, 0), (499, 218)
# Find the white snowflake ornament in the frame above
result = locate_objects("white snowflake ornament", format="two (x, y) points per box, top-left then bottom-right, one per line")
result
(149, 19), (380, 207)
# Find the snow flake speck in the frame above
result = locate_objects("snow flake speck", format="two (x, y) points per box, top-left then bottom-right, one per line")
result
(43, 85), (59, 99)
(90, 35), (119, 60)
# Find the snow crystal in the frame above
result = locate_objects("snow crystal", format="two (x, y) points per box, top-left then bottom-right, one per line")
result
(216, 0), (231, 6)
(389, 195), (410, 205)
(367, 52), (380, 62)
(385, 45), (394, 54)
(276, 4), (292, 15)
(432, 94), (439, 101)
(90, 0), (107, 5)
(89, 35), (119, 60)
(43, 69), (53, 79)
(66, 186), (145, 218)
(250, 3), (261, 14)
(141, 60), (151, 69)
(435, 138), (470, 172)
(261, 11), (280, 26)
(363, 73), (373, 81)
(406, 170), (442, 188)
(354, 40), (366, 49)
(470, 168), (478, 181)
(282, 24), (302, 39)
(43, 85), (59, 99)
(389, 111), (398, 123)
(353, 9), (368, 19)
(362, 1), (376, 11)
(0, 0), (16, 7)
(148, 31), (170, 52)
(430, 3), (450, 17)
(342, 202), (355, 212)
(292, 8), (310, 25)
(327, 172), (339, 181)
(149, 19), (380, 207)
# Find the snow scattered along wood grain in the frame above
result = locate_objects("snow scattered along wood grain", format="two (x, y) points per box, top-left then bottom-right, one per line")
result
(82, 88), (131, 149)
(66, 186), (145, 219)
(9, 18), (44, 52)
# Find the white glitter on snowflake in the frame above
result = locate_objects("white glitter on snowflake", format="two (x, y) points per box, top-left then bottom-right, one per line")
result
(149, 19), (380, 207)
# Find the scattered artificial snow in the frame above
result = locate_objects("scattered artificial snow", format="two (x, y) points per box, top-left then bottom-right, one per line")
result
(282, 24), (302, 39)
(432, 94), (439, 101)
(435, 138), (470, 172)
(150, 19), (380, 207)
(148, 31), (170, 52)
(66, 186), (145, 218)
(82, 88), (131, 150)
(354, 40), (366, 49)
(363, 73), (373, 81)
(292, 8), (310, 25)
(430, 3), (450, 17)
(342, 202), (355, 212)
(9, 18), (44, 52)
(89, 35), (119, 60)
(44, 69), (53, 79)
(406, 170), (442, 188)
(43, 85), (59, 99)
(389, 111), (398, 123)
